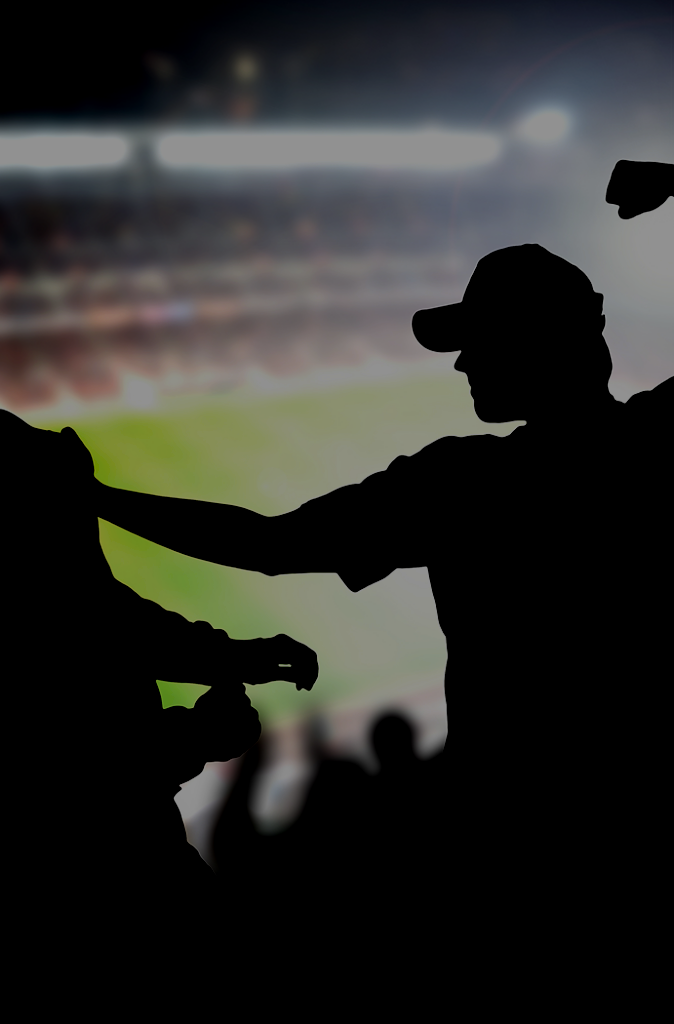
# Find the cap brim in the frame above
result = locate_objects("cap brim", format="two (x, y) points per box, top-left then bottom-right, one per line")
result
(412, 303), (465, 352)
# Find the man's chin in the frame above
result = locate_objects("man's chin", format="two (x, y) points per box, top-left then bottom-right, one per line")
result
(473, 400), (516, 423)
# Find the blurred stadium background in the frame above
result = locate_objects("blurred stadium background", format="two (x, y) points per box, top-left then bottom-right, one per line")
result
(1, 1), (672, 840)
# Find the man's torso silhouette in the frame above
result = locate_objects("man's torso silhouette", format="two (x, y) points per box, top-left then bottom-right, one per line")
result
(0, 410), (248, 946)
(270, 377), (671, 861)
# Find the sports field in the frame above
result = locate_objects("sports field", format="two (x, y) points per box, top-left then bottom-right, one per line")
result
(29, 361), (516, 730)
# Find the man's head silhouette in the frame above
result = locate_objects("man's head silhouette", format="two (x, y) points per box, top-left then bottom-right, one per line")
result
(412, 244), (613, 424)
(372, 713), (416, 772)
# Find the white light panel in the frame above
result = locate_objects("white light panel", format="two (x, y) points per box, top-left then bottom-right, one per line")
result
(154, 128), (502, 172)
(0, 133), (130, 171)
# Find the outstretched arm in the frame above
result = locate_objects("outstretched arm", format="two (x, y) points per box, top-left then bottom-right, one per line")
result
(109, 578), (318, 690)
(65, 426), (419, 584)
(95, 476), (408, 586)
(96, 479), (341, 575)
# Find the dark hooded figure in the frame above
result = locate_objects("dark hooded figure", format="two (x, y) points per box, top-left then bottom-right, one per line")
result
(0, 409), (318, 994)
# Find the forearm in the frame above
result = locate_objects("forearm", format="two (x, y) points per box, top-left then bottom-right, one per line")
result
(110, 579), (236, 681)
(661, 163), (674, 198)
(96, 479), (271, 570)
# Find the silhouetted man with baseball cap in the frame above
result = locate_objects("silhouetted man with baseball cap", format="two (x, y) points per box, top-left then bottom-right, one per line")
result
(79, 161), (671, 920)
(412, 242), (611, 421)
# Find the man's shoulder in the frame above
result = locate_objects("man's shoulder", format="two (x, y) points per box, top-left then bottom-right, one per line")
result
(624, 375), (673, 410)
(1, 411), (61, 499)
(393, 425), (503, 462)
(1, 408), (52, 436)
(294, 429), (513, 521)
(386, 430), (510, 473)
(1, 409), (60, 458)
(623, 376), (672, 434)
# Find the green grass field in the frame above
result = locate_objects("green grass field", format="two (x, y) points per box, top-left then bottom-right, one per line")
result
(28, 365), (516, 727)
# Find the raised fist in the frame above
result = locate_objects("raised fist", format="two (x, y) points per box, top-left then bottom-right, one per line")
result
(606, 160), (674, 219)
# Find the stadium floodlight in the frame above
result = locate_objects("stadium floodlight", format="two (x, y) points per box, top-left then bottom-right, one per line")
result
(0, 133), (130, 172)
(514, 108), (572, 145)
(154, 128), (502, 173)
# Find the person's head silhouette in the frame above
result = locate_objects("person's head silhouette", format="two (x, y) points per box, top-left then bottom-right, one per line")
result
(412, 244), (612, 426)
(304, 712), (331, 765)
(371, 713), (416, 773)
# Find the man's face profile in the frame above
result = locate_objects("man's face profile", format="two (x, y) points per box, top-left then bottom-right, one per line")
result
(453, 312), (545, 423)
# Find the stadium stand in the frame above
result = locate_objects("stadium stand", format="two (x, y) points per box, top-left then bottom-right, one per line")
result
(0, 168), (478, 407)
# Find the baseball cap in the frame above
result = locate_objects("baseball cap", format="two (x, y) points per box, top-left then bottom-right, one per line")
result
(412, 244), (605, 352)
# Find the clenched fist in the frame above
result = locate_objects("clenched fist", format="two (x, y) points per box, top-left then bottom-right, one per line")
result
(161, 683), (261, 777)
(606, 160), (674, 219)
(226, 634), (319, 691)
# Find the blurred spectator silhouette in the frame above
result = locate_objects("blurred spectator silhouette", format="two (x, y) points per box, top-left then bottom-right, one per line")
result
(209, 735), (268, 955)
(206, 706), (447, 996)
(209, 712), (376, 983)
(365, 714), (443, 946)
(280, 717), (371, 916)
(210, 740), (265, 879)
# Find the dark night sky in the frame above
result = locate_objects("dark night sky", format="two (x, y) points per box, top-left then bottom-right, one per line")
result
(1, 1), (671, 123)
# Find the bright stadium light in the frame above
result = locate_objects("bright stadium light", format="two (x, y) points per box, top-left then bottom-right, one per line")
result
(0, 133), (130, 172)
(154, 128), (502, 173)
(515, 108), (572, 145)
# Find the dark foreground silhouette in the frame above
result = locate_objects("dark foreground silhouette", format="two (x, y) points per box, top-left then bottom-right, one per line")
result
(208, 711), (444, 995)
(1, 412), (318, 997)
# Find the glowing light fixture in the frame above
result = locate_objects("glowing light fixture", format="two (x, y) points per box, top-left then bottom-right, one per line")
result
(154, 128), (502, 172)
(515, 108), (572, 145)
(0, 133), (130, 172)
